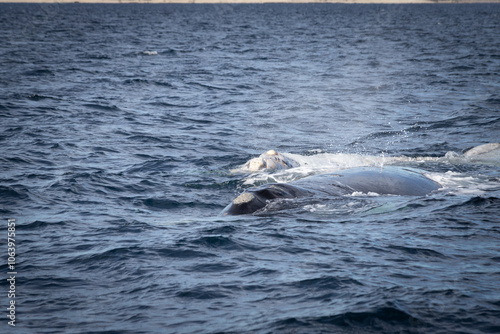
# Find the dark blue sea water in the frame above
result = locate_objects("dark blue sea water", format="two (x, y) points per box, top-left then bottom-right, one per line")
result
(1, 3), (500, 333)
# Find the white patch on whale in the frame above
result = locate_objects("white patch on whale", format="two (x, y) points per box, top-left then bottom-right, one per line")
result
(233, 150), (300, 173)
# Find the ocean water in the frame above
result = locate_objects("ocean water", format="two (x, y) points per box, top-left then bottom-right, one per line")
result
(1, 3), (500, 333)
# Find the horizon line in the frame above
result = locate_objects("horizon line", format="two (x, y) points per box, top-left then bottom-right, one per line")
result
(2, 0), (500, 4)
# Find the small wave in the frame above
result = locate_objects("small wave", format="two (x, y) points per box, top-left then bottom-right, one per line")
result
(439, 196), (500, 213)
(82, 103), (121, 112)
(125, 134), (171, 144)
(270, 306), (430, 333)
(0, 185), (31, 211)
(23, 68), (55, 76)
(23, 276), (87, 289)
(289, 276), (363, 291)
(148, 101), (198, 109)
(188, 81), (230, 91)
(240, 267), (279, 277)
(86, 219), (155, 235)
(4, 156), (31, 164)
(17, 220), (67, 230)
(84, 53), (112, 60)
(201, 224), (239, 235)
(175, 286), (228, 300)
(125, 158), (178, 174)
(486, 97), (500, 104)
(91, 145), (119, 154)
(461, 196), (500, 206)
(352, 126), (420, 142)
(182, 262), (237, 273)
(152, 80), (174, 87)
(449, 65), (475, 71)
(156, 248), (216, 259)
(277, 245), (313, 255)
(123, 78), (150, 85)
(27, 94), (57, 101)
(141, 198), (197, 210)
(388, 245), (448, 259)
(0, 185), (29, 200)
(187, 235), (260, 251)
(66, 246), (147, 265)
(183, 179), (240, 191)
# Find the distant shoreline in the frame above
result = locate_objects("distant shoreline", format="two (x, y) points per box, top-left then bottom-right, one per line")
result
(2, 0), (500, 4)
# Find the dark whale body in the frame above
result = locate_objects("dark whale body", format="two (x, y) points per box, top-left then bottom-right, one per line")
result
(221, 167), (441, 215)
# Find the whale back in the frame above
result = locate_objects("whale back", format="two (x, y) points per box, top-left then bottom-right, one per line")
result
(299, 167), (441, 197)
(222, 167), (441, 215)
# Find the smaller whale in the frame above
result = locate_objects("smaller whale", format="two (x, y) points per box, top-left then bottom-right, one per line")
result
(221, 167), (441, 215)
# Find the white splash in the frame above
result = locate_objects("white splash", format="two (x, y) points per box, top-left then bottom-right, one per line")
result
(425, 171), (499, 196)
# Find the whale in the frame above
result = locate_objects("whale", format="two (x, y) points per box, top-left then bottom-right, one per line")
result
(221, 167), (441, 215)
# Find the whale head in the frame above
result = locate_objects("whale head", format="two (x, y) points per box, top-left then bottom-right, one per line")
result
(221, 183), (310, 215)
(241, 150), (299, 172)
